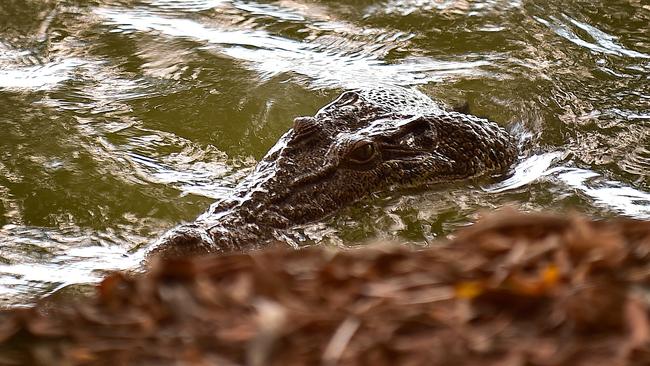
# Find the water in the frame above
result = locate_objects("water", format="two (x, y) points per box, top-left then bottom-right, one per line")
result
(0, 0), (648, 307)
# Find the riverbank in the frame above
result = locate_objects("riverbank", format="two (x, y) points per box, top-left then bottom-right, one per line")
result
(1, 209), (649, 365)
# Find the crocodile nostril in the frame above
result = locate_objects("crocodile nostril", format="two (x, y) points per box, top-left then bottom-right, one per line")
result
(335, 91), (360, 106)
(292, 116), (319, 141)
(293, 116), (315, 131)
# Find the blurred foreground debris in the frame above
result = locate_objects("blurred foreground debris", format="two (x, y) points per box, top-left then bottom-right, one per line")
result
(1, 210), (650, 365)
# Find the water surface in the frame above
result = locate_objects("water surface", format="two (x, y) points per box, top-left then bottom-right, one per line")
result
(1, 0), (649, 306)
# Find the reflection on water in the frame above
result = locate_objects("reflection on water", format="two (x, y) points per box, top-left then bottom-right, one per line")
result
(0, 0), (649, 306)
(555, 167), (650, 219)
(0, 55), (84, 91)
(0, 225), (144, 307)
(535, 14), (650, 59)
(96, 6), (493, 89)
(368, 0), (524, 16)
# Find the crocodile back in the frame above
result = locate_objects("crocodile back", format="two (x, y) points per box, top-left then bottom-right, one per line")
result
(357, 87), (444, 116)
(315, 86), (444, 131)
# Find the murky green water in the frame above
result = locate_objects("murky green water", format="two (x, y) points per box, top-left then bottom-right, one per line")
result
(0, 0), (648, 306)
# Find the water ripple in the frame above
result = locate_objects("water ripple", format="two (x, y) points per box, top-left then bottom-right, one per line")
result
(0, 225), (148, 307)
(485, 152), (563, 193)
(96, 7), (495, 89)
(233, 1), (306, 21)
(486, 152), (650, 219)
(534, 14), (650, 59)
(0, 57), (85, 91)
(553, 168), (650, 219)
(145, 0), (228, 12)
(367, 0), (523, 16)
(619, 140), (650, 178)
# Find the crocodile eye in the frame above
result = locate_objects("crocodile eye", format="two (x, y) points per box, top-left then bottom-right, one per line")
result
(348, 141), (376, 164)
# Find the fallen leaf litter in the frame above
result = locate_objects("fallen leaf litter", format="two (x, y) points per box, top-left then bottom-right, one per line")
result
(1, 210), (650, 365)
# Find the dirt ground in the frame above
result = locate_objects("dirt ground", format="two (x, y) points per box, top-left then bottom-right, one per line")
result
(1, 209), (650, 366)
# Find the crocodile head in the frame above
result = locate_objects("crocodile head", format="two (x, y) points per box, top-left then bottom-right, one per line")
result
(150, 87), (517, 258)
(204, 88), (517, 228)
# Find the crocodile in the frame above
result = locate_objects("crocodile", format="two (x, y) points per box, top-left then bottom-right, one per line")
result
(148, 87), (517, 258)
